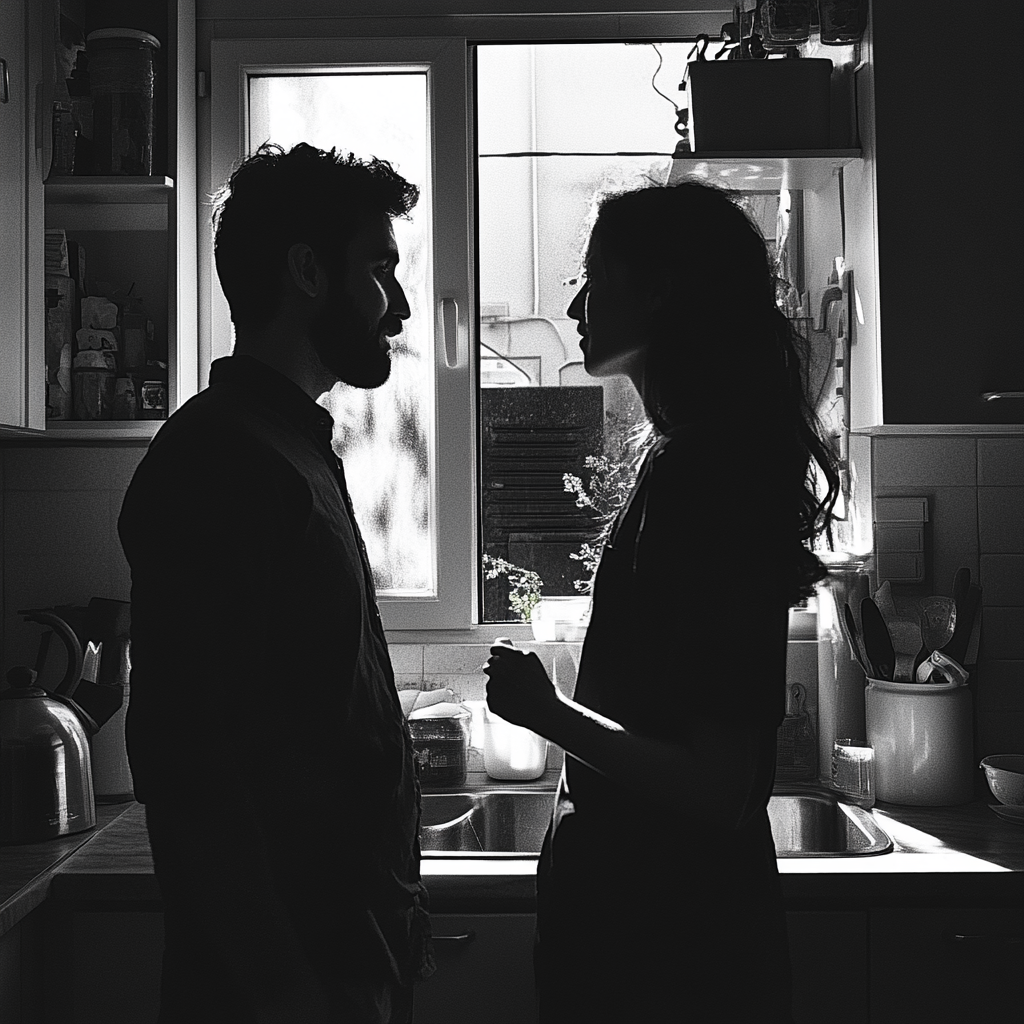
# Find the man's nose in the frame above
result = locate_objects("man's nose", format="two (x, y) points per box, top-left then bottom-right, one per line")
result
(389, 278), (411, 320)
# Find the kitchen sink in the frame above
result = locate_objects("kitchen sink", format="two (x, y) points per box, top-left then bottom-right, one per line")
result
(419, 788), (893, 858)
(768, 788), (893, 857)
(420, 791), (552, 856)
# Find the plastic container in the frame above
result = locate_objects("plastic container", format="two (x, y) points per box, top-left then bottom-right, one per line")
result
(816, 569), (869, 787)
(865, 676), (974, 806)
(86, 28), (160, 175)
(530, 596), (591, 642)
(687, 57), (832, 151)
(483, 706), (548, 781)
(408, 709), (471, 786)
(831, 738), (874, 808)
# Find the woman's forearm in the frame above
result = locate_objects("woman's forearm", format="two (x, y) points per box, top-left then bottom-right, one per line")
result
(537, 692), (773, 830)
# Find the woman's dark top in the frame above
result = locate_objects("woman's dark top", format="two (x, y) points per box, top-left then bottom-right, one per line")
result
(535, 429), (794, 1022)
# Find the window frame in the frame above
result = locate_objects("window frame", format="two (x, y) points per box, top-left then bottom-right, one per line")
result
(209, 36), (475, 629)
(202, 11), (735, 633)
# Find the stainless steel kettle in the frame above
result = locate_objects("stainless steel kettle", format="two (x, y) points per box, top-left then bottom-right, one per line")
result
(1, 658), (97, 845)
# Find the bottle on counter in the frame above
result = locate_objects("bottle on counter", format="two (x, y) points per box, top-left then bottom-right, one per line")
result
(483, 705), (548, 781)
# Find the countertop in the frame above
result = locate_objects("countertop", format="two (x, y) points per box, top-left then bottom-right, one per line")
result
(2, 776), (1021, 933)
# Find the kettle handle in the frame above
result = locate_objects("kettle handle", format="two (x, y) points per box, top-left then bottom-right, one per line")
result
(22, 610), (84, 697)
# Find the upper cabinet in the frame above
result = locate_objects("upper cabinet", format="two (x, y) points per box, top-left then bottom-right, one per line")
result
(0, 0), (196, 439)
(870, 2), (1023, 426)
(0, 0), (40, 430)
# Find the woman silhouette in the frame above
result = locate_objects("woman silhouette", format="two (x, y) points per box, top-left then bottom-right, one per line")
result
(485, 179), (839, 1022)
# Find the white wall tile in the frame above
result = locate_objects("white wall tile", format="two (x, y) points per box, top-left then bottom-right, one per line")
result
(973, 660), (1024, 713)
(981, 608), (1024, 660)
(2, 445), (146, 491)
(106, 490), (132, 601)
(393, 673), (423, 690)
(421, 673), (478, 698)
(977, 711), (1024, 759)
(423, 644), (490, 675)
(977, 438), (1024, 486)
(388, 643), (423, 676)
(980, 554), (1024, 607)
(2, 489), (114, 678)
(978, 487), (1024, 553)
(873, 436), (976, 487)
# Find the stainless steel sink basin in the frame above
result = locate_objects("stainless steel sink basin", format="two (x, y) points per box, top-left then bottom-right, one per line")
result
(768, 788), (892, 857)
(420, 791), (552, 857)
(420, 788), (892, 858)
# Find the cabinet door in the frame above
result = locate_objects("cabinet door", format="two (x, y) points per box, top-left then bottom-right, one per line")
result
(872, 5), (1024, 424)
(787, 911), (868, 1024)
(870, 908), (1023, 1023)
(415, 913), (537, 1024)
(0, 0), (40, 430)
(43, 909), (163, 1024)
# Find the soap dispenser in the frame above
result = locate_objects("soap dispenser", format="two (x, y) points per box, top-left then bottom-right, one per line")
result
(775, 683), (817, 783)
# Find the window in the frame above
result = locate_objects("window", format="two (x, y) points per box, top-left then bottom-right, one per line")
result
(207, 25), (838, 630)
(210, 38), (473, 629)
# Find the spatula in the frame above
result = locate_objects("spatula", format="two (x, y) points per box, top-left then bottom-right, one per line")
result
(888, 618), (923, 682)
(873, 580), (898, 623)
(843, 602), (871, 676)
(860, 597), (895, 682)
(918, 596), (956, 653)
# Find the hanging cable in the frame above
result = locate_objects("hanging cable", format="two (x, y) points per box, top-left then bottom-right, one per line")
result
(649, 44), (678, 110)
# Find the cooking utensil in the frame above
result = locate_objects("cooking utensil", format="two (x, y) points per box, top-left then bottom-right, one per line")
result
(860, 597), (895, 682)
(952, 567), (971, 615)
(888, 618), (923, 682)
(873, 580), (898, 623)
(918, 596), (956, 653)
(915, 649), (969, 686)
(843, 602), (871, 675)
(943, 583), (981, 665)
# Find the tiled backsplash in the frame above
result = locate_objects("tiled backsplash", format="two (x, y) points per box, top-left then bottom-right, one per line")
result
(1, 436), (1019, 764)
(393, 642), (584, 771)
(869, 433), (1024, 757)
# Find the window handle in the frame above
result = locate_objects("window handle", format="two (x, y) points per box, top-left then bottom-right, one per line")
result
(1, 58), (9, 103)
(981, 391), (1024, 401)
(433, 930), (476, 943)
(441, 297), (460, 369)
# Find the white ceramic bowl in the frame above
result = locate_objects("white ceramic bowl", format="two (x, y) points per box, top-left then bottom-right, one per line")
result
(979, 754), (1024, 806)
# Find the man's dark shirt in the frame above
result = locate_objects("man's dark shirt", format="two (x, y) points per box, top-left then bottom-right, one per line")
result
(118, 354), (433, 991)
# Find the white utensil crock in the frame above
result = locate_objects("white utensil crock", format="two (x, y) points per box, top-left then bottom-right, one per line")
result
(865, 676), (973, 805)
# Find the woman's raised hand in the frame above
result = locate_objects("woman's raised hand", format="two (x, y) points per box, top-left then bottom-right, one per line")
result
(483, 638), (561, 732)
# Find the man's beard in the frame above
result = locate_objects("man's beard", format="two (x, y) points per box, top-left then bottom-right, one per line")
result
(310, 291), (392, 390)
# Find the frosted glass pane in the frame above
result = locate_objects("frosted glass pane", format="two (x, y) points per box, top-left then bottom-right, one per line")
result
(248, 73), (434, 596)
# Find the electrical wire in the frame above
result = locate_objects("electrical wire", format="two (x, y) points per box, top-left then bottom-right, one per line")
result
(649, 44), (679, 111)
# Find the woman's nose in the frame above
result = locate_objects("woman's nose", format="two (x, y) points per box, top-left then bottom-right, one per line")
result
(566, 282), (587, 323)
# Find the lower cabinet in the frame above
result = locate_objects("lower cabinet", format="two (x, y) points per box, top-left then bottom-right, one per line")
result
(44, 909), (164, 1024)
(8, 903), (1019, 1022)
(869, 908), (1022, 1024)
(415, 913), (538, 1024)
(788, 911), (869, 1024)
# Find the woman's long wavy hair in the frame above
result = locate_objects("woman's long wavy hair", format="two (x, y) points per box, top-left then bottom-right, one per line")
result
(589, 179), (841, 605)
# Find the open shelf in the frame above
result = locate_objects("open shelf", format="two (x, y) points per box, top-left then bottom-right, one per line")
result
(42, 420), (163, 440)
(668, 150), (861, 191)
(44, 176), (174, 204)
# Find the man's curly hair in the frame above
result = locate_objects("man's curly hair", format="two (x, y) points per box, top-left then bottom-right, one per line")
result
(212, 143), (419, 330)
